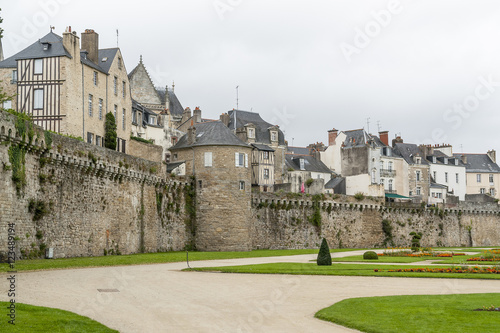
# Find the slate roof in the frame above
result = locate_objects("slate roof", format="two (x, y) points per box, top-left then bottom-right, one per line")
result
(393, 143), (429, 165)
(156, 88), (184, 117)
(452, 154), (500, 173)
(170, 121), (250, 150)
(228, 110), (285, 145)
(285, 155), (333, 174)
(430, 182), (448, 189)
(97, 48), (119, 74)
(287, 146), (311, 156)
(166, 161), (185, 173)
(325, 177), (344, 189)
(426, 151), (464, 166)
(132, 99), (158, 127)
(252, 143), (274, 152)
(341, 129), (386, 148)
(0, 32), (72, 68)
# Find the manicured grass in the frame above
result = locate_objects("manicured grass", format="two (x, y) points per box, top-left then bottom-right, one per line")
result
(430, 254), (494, 265)
(331, 255), (435, 263)
(0, 302), (117, 332)
(189, 262), (500, 279)
(315, 293), (500, 333)
(0, 249), (354, 272)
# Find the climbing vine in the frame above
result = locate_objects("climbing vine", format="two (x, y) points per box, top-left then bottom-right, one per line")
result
(184, 177), (197, 250)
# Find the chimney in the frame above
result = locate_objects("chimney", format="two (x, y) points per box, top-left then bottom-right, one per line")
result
(379, 131), (389, 146)
(392, 135), (403, 147)
(487, 150), (496, 163)
(62, 26), (80, 60)
(182, 107), (191, 123)
(220, 113), (230, 127)
(461, 154), (468, 164)
(328, 128), (338, 146)
(187, 126), (196, 145)
(193, 107), (202, 123)
(81, 29), (99, 64)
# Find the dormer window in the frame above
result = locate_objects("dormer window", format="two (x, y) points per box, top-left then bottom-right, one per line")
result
(444, 157), (448, 164)
(299, 158), (305, 170)
(248, 128), (255, 139)
(454, 159), (458, 166)
(149, 116), (156, 125)
(432, 156), (437, 163)
(416, 157), (421, 164)
(270, 131), (278, 142)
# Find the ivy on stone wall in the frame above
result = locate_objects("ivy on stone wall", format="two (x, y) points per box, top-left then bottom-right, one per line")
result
(308, 194), (322, 228)
(8, 144), (26, 195)
(184, 177), (197, 250)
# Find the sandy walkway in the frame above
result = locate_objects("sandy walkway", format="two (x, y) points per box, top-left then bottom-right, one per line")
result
(1, 251), (500, 332)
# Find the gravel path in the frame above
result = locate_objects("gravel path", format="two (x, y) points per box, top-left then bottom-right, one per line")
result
(1, 250), (499, 332)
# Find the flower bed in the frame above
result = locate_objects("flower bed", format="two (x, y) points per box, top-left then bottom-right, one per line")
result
(467, 257), (500, 262)
(375, 266), (500, 274)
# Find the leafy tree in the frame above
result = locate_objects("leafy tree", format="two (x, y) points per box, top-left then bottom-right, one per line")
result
(104, 112), (117, 150)
(317, 238), (332, 266)
(0, 8), (4, 39)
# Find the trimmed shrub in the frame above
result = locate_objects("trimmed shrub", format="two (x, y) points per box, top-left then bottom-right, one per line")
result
(317, 238), (332, 266)
(363, 251), (378, 260)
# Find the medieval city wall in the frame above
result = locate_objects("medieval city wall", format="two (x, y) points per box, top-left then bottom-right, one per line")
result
(0, 110), (192, 259)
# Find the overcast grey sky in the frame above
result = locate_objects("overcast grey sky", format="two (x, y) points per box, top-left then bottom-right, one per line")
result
(2, 0), (500, 154)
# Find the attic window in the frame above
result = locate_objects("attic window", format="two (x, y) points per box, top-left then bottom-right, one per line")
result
(299, 158), (305, 170)
(444, 158), (448, 164)
(432, 156), (436, 163)
(196, 132), (204, 138)
(454, 159), (458, 166)
(102, 57), (108, 62)
(42, 42), (50, 51)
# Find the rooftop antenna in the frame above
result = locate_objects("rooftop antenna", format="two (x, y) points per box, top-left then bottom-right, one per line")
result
(236, 85), (239, 110)
(377, 120), (381, 132)
(366, 117), (371, 134)
(50, 26), (55, 32)
(116, 29), (119, 47)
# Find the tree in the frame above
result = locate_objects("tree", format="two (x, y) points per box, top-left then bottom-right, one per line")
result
(317, 238), (332, 266)
(104, 112), (117, 150)
(0, 8), (4, 39)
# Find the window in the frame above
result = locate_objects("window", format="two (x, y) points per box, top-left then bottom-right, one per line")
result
(264, 168), (269, 179)
(299, 158), (305, 170)
(409, 191), (413, 196)
(416, 157), (421, 164)
(114, 77), (118, 95)
(114, 105), (117, 119)
(88, 94), (93, 117)
(444, 157), (448, 164)
(432, 156), (436, 163)
(87, 132), (93, 144)
(380, 178), (384, 187)
(122, 81), (126, 98)
(235, 152), (248, 167)
(380, 161), (384, 170)
(3, 100), (12, 109)
(98, 99), (103, 120)
(480, 188), (486, 194)
(34, 89), (43, 109)
(122, 109), (125, 130)
(388, 179), (393, 191)
(437, 193), (442, 199)
(204, 152), (212, 167)
(270, 131), (277, 142)
(489, 174), (494, 183)
(388, 161), (393, 171)
(456, 173), (459, 183)
(93, 71), (98, 86)
(371, 169), (376, 184)
(96, 135), (101, 146)
(117, 57), (122, 70)
(477, 174), (481, 183)
(239, 181), (245, 190)
(132, 111), (137, 124)
(34, 59), (43, 74)
(416, 171), (421, 181)
(149, 116), (156, 125)
(263, 151), (269, 159)
(11, 70), (17, 83)
(433, 171), (437, 181)
(248, 128), (255, 139)
(198, 180), (202, 189)
(416, 187), (421, 195)
(490, 188), (495, 196)
(454, 159), (458, 166)
(445, 172), (448, 183)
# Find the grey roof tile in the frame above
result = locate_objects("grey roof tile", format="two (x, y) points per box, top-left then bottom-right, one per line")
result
(252, 143), (275, 152)
(452, 153), (500, 173)
(170, 121), (250, 150)
(228, 110), (285, 145)
(393, 143), (429, 165)
(285, 155), (333, 174)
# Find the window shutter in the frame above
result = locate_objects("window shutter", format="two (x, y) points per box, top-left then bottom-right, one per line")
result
(204, 152), (212, 167)
(235, 152), (239, 167)
(245, 153), (248, 167)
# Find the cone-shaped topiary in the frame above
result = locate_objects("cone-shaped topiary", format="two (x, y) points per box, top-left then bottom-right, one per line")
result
(317, 238), (332, 266)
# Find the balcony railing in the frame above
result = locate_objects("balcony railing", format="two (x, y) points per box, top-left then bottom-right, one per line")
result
(380, 169), (396, 177)
(385, 189), (397, 194)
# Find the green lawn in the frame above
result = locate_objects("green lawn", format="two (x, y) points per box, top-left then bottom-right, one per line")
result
(431, 254), (497, 265)
(331, 255), (436, 263)
(0, 302), (117, 333)
(315, 293), (500, 333)
(0, 249), (356, 272)
(189, 262), (500, 279)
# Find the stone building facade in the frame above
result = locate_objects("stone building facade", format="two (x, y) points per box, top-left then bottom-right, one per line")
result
(0, 28), (131, 152)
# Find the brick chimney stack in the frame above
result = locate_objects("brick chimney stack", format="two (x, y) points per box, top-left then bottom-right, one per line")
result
(328, 128), (338, 146)
(220, 113), (230, 127)
(62, 26), (80, 61)
(81, 29), (99, 64)
(392, 135), (403, 147)
(379, 131), (389, 146)
(488, 149), (496, 163)
(187, 126), (196, 145)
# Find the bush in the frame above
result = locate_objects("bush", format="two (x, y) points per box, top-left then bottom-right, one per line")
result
(363, 251), (378, 260)
(317, 238), (332, 266)
(104, 112), (117, 150)
(354, 192), (365, 201)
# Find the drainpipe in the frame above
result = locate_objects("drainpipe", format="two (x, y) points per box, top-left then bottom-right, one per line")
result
(82, 63), (85, 139)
